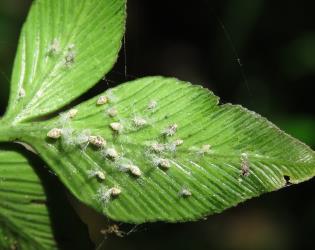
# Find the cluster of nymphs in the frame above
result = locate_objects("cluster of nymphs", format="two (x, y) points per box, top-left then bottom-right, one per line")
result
(47, 38), (76, 67)
(46, 93), (128, 203)
(17, 39), (76, 102)
(46, 92), (196, 204)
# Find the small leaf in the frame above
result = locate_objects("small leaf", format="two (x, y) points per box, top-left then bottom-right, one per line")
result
(0, 149), (56, 249)
(16, 77), (315, 223)
(4, 0), (126, 122)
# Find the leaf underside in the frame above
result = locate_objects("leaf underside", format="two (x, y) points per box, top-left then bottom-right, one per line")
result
(20, 76), (315, 223)
(0, 150), (56, 250)
(2, 0), (315, 227)
(5, 0), (126, 122)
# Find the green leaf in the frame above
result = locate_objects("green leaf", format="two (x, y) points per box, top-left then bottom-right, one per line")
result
(1, 0), (314, 226)
(0, 149), (56, 249)
(4, 0), (126, 122)
(13, 77), (315, 223)
(0, 145), (94, 249)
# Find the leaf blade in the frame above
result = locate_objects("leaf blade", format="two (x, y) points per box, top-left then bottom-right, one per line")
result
(0, 149), (56, 249)
(5, 0), (126, 122)
(20, 77), (315, 223)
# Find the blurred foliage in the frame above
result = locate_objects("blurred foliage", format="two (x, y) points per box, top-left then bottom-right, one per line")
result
(276, 116), (315, 147)
(0, 0), (314, 249)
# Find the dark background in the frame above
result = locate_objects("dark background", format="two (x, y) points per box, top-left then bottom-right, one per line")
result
(0, 0), (315, 249)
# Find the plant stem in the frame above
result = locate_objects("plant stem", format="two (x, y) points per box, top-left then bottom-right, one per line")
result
(0, 118), (21, 142)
